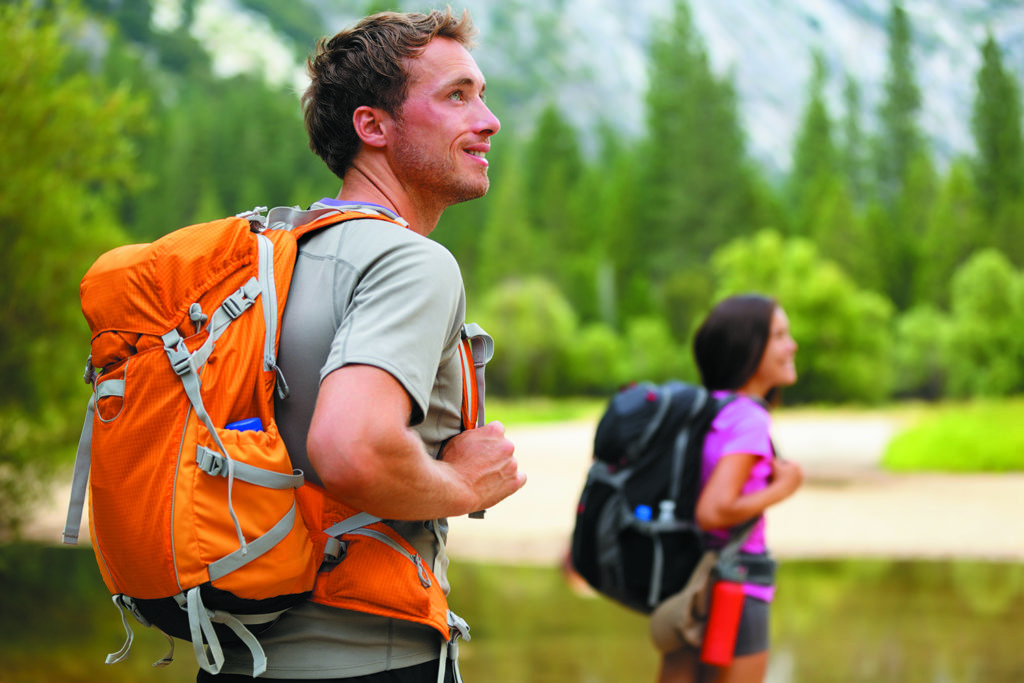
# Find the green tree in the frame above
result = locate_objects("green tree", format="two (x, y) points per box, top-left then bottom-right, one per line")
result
(840, 74), (871, 205)
(889, 151), (939, 309)
(970, 31), (1024, 265)
(914, 159), (983, 308)
(621, 316), (691, 385)
(567, 323), (629, 395)
(788, 50), (839, 237)
(891, 305), (950, 399)
(970, 31), (1024, 225)
(710, 230), (893, 403)
(472, 149), (539, 289)
(873, 1), (924, 207)
(0, 2), (145, 534)
(946, 250), (1024, 397)
(632, 0), (757, 302)
(475, 277), (578, 397)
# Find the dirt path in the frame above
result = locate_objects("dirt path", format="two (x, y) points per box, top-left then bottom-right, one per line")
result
(27, 413), (1024, 564)
(446, 414), (1024, 565)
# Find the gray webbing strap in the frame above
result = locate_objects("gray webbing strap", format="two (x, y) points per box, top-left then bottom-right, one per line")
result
(186, 586), (270, 678)
(207, 501), (300, 582)
(438, 611), (471, 683)
(95, 378), (124, 400)
(163, 330), (246, 554)
(323, 511), (382, 539)
(265, 205), (340, 230)
(255, 233), (278, 375)
(195, 445), (303, 489)
(628, 384), (673, 462)
(187, 587), (227, 675)
(462, 323), (492, 427)
(667, 386), (709, 501)
(105, 594), (135, 664)
(320, 512), (383, 571)
(62, 394), (96, 545)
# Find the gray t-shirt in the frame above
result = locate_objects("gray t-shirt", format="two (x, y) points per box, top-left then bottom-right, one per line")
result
(217, 202), (468, 678)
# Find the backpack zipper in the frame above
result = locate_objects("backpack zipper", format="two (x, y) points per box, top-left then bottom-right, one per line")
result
(344, 528), (432, 588)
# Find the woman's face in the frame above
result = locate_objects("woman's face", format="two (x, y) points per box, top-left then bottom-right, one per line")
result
(752, 306), (798, 389)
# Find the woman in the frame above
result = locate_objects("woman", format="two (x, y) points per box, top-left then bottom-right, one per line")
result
(657, 294), (804, 683)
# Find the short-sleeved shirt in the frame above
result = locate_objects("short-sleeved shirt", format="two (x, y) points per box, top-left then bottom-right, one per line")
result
(215, 200), (469, 678)
(700, 392), (775, 601)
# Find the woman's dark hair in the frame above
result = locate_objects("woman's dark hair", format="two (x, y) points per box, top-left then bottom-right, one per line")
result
(693, 294), (777, 395)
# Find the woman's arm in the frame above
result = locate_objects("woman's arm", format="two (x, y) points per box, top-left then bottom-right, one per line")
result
(695, 453), (803, 531)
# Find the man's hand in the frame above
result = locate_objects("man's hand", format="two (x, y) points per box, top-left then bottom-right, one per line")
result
(309, 364), (525, 520)
(442, 421), (527, 513)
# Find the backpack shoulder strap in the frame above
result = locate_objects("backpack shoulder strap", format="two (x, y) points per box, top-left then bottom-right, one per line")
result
(265, 204), (407, 241)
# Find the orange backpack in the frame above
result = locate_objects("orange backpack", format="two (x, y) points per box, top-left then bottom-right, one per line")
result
(60, 204), (430, 676)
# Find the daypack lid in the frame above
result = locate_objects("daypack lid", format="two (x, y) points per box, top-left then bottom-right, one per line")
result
(82, 217), (257, 341)
(593, 381), (709, 465)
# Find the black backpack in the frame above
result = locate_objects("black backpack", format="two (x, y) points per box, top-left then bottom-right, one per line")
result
(570, 381), (735, 614)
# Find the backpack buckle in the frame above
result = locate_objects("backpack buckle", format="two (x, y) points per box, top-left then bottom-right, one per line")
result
(82, 355), (96, 385)
(196, 446), (226, 477)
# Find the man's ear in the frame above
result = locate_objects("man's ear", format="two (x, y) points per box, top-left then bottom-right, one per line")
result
(352, 105), (391, 148)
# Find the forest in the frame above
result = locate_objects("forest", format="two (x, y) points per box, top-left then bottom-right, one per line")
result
(1, 0), (1023, 529)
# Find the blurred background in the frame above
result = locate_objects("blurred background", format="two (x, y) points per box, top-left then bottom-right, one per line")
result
(2, 0), (1023, 680)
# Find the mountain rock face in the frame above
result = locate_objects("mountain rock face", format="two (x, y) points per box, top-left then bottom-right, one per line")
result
(228, 0), (1024, 173)
(458, 0), (1024, 173)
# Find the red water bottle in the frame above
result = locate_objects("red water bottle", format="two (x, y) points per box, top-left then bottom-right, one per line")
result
(700, 580), (745, 666)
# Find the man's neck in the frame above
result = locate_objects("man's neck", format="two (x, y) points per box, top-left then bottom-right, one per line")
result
(338, 167), (441, 236)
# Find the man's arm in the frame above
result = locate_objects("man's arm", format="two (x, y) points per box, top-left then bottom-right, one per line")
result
(307, 363), (525, 520)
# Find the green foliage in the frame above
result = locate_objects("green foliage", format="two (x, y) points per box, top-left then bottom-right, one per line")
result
(971, 31), (1024, 224)
(635, 0), (758, 281)
(0, 2), (144, 535)
(621, 316), (692, 385)
(484, 396), (605, 426)
(566, 323), (629, 395)
(476, 277), (579, 397)
(890, 305), (950, 399)
(840, 75), (871, 204)
(873, 1), (924, 206)
(883, 399), (1024, 471)
(789, 50), (839, 236)
(123, 73), (336, 239)
(945, 250), (1024, 397)
(913, 159), (983, 308)
(710, 230), (894, 403)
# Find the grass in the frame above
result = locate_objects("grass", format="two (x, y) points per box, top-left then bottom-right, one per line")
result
(484, 396), (606, 426)
(488, 394), (1024, 474)
(882, 397), (1024, 472)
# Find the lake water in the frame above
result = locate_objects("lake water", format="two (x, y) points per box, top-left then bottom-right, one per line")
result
(2, 544), (1022, 682)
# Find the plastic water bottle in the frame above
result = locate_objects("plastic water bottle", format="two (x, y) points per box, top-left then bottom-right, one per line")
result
(225, 417), (263, 432)
(700, 580), (745, 666)
(634, 504), (653, 521)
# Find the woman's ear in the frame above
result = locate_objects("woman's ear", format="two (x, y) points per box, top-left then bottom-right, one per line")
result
(352, 105), (391, 148)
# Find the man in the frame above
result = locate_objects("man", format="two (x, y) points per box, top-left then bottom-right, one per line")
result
(200, 9), (526, 682)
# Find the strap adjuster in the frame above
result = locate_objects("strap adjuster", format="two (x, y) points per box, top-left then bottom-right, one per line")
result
(196, 446), (226, 476)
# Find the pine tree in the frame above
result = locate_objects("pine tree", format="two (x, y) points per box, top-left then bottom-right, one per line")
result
(970, 31), (1024, 262)
(788, 50), (839, 236)
(869, 1), (932, 310)
(873, 1), (923, 207)
(914, 159), (982, 308)
(840, 75), (870, 205)
(634, 0), (756, 305)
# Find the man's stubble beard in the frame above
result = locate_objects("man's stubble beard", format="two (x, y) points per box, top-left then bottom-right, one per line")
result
(391, 125), (490, 208)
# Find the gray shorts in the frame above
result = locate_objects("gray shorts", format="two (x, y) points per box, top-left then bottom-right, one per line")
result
(734, 596), (770, 657)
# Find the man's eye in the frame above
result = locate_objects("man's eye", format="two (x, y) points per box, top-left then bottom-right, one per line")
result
(449, 90), (464, 101)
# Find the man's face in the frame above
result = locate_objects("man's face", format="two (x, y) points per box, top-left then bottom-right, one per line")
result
(390, 37), (500, 208)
